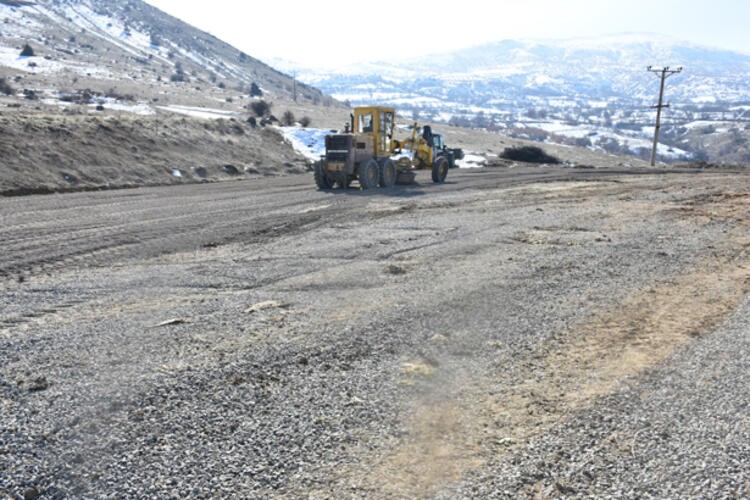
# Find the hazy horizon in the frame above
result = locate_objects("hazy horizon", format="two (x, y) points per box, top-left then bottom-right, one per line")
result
(143, 0), (750, 69)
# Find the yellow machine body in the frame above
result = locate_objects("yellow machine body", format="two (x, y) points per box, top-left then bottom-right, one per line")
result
(314, 106), (455, 189)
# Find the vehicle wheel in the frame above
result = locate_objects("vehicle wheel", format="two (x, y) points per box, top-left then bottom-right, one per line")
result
(431, 156), (449, 183)
(314, 161), (334, 189)
(379, 159), (397, 188)
(358, 159), (379, 189)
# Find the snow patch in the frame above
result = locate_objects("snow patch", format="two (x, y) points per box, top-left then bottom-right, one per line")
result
(456, 154), (486, 168)
(280, 127), (330, 161)
(61, 3), (152, 58)
(92, 100), (156, 115)
(157, 105), (236, 119)
(0, 45), (116, 78)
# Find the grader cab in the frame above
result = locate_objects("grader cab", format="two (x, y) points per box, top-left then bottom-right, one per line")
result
(314, 106), (462, 190)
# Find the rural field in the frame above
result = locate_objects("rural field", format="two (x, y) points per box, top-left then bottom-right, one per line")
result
(1, 166), (749, 498)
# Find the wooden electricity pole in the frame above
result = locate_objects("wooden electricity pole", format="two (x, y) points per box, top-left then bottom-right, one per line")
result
(292, 70), (297, 103)
(647, 66), (682, 166)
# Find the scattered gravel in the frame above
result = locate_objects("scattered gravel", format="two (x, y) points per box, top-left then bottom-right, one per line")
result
(1, 168), (749, 497)
(451, 295), (750, 498)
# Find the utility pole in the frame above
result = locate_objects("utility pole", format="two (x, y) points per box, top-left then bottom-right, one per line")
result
(292, 70), (297, 103)
(647, 66), (682, 166)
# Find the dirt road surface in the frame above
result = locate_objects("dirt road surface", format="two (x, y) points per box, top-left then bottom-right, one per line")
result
(2, 167), (749, 498)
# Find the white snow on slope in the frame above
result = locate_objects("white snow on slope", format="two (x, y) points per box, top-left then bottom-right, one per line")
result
(94, 100), (156, 115)
(156, 105), (236, 119)
(60, 3), (151, 58)
(0, 3), (40, 34)
(280, 127), (330, 161)
(0, 45), (116, 78)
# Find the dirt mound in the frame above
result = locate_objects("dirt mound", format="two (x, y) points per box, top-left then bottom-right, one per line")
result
(0, 111), (309, 195)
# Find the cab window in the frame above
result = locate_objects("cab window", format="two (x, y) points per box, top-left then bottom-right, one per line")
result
(381, 111), (394, 138)
(358, 113), (373, 133)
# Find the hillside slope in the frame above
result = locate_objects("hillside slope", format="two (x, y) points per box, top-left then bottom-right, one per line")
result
(0, 0), (330, 105)
(0, 0), (348, 194)
(0, 112), (310, 195)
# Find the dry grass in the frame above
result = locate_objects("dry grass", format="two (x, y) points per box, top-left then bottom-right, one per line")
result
(0, 111), (308, 194)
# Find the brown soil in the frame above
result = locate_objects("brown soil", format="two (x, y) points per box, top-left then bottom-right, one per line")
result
(0, 111), (309, 194)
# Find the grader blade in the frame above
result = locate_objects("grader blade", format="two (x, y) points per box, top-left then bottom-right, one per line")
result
(396, 170), (417, 185)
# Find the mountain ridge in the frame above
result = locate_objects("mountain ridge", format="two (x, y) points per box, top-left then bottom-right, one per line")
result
(0, 0), (333, 106)
(296, 33), (750, 164)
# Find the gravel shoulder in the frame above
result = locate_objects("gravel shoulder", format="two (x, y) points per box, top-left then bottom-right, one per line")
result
(1, 167), (749, 498)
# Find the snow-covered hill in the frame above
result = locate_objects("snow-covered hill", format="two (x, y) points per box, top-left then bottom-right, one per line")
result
(0, 0), (331, 108)
(299, 34), (750, 164)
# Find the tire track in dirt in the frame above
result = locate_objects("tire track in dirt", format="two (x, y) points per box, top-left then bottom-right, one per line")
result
(0, 168), (676, 280)
(0, 191), (347, 279)
(357, 190), (750, 498)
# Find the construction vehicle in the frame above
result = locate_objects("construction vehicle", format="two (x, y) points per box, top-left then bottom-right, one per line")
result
(314, 106), (463, 189)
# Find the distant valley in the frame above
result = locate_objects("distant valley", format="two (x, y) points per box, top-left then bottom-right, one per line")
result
(290, 34), (750, 164)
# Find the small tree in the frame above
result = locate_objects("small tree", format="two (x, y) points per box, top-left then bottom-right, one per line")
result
(299, 116), (311, 128)
(282, 110), (295, 126)
(249, 82), (262, 97)
(0, 78), (14, 96)
(20, 43), (34, 57)
(170, 61), (186, 82)
(250, 99), (271, 117)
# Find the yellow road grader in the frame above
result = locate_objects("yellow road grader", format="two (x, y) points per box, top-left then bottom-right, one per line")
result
(314, 106), (463, 189)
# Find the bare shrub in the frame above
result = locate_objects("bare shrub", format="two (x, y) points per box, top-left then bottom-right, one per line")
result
(282, 110), (295, 126)
(0, 78), (14, 95)
(299, 116), (311, 128)
(500, 146), (560, 164)
(250, 100), (271, 117)
(170, 62), (186, 82)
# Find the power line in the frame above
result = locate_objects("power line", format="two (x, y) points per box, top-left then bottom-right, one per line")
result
(647, 65), (683, 166)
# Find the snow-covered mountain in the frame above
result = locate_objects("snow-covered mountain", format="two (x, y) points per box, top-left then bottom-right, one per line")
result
(299, 34), (750, 163)
(0, 0), (330, 107)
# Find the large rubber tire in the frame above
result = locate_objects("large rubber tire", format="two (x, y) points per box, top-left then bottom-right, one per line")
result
(358, 159), (379, 190)
(442, 151), (456, 169)
(379, 159), (397, 188)
(314, 161), (334, 190)
(432, 156), (449, 183)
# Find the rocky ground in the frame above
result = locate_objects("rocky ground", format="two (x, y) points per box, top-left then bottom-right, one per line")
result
(1, 166), (749, 498)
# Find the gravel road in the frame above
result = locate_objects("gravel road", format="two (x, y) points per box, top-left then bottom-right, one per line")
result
(1, 167), (749, 498)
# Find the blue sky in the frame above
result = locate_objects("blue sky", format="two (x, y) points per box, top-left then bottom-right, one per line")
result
(144, 0), (749, 68)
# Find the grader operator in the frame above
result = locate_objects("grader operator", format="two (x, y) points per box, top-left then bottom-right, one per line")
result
(314, 106), (463, 190)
